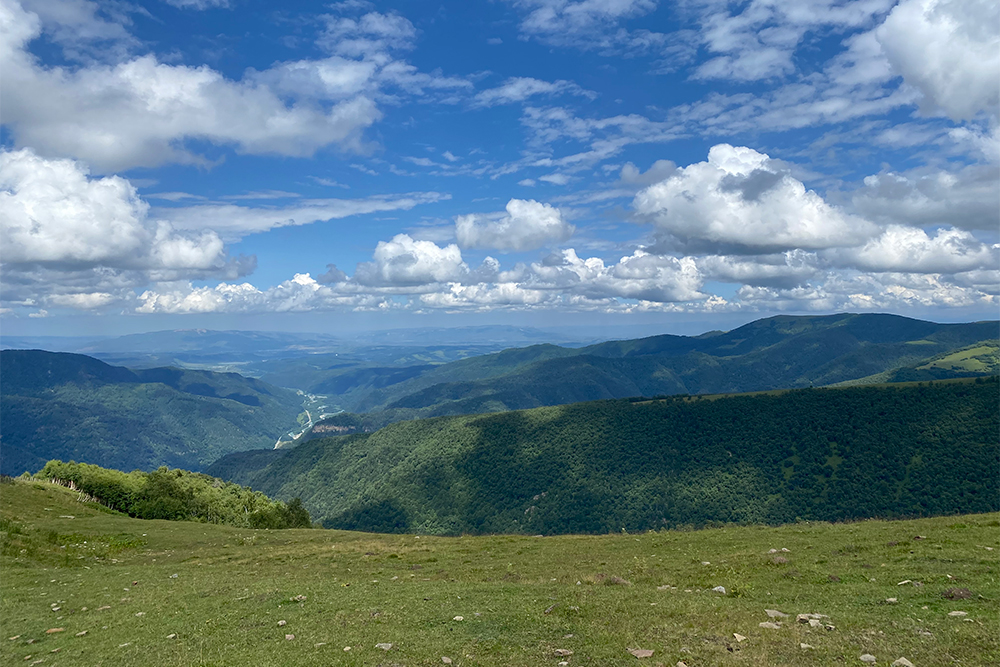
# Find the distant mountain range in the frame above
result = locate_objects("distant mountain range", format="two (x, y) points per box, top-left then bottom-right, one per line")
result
(302, 313), (999, 432)
(0, 350), (302, 476)
(3, 313), (996, 478)
(207, 378), (1000, 535)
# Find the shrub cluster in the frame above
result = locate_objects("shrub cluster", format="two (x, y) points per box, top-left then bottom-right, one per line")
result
(37, 460), (311, 529)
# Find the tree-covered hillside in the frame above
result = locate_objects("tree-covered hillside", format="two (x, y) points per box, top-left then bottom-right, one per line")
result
(302, 314), (1000, 428)
(208, 377), (999, 535)
(0, 350), (303, 475)
(299, 314), (998, 433)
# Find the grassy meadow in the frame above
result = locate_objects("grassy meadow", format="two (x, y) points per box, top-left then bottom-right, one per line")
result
(2, 478), (997, 667)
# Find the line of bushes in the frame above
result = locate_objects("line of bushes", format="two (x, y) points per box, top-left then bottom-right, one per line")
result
(36, 460), (311, 529)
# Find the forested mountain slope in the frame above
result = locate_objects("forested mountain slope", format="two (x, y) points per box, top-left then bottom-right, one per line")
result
(304, 314), (998, 432)
(0, 350), (302, 475)
(209, 377), (999, 535)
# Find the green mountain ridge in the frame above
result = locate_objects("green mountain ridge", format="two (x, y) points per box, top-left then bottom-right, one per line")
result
(302, 314), (999, 433)
(0, 350), (303, 476)
(208, 377), (1000, 535)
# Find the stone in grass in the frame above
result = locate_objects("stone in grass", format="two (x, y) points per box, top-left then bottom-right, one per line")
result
(885, 598), (898, 604)
(628, 647), (654, 658)
(45, 629), (64, 634)
(797, 613), (828, 623)
(554, 649), (573, 657)
(376, 643), (393, 651)
(765, 609), (789, 619)
(891, 659), (914, 667)
(442, 658), (453, 665)
(712, 586), (727, 594)
(75, 631), (87, 637)
(453, 616), (464, 621)
(800, 643), (814, 650)
(733, 633), (746, 642)
(948, 611), (968, 617)
(860, 654), (877, 663)
(759, 622), (781, 630)
(285, 634), (294, 641)
(277, 620), (287, 627)
(167, 634), (177, 639)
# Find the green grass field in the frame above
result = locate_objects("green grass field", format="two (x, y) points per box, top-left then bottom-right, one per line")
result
(2, 478), (997, 666)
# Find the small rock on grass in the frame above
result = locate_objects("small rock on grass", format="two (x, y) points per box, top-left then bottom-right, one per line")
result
(442, 657), (452, 664)
(891, 659), (914, 667)
(759, 622), (781, 630)
(733, 633), (746, 642)
(277, 620), (287, 627)
(453, 616), (464, 621)
(712, 586), (726, 594)
(376, 643), (393, 651)
(45, 629), (63, 634)
(765, 609), (789, 618)
(285, 634), (294, 641)
(74, 631), (87, 637)
(800, 643), (814, 650)
(947, 611), (968, 617)
(167, 634), (177, 639)
(628, 647), (654, 658)
(554, 649), (573, 657)
(860, 654), (877, 663)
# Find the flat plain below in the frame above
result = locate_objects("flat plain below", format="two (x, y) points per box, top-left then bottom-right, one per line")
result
(1, 479), (997, 666)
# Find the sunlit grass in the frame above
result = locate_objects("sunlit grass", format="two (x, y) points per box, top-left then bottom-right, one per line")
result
(2, 478), (997, 666)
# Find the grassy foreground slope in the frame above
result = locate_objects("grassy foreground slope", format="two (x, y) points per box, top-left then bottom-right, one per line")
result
(2, 478), (997, 667)
(209, 378), (1000, 535)
(0, 350), (303, 475)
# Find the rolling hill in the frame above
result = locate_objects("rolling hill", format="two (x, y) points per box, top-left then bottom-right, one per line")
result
(301, 313), (999, 432)
(208, 377), (1000, 535)
(0, 350), (303, 475)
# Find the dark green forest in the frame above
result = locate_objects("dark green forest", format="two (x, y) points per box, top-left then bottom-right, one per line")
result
(34, 460), (311, 529)
(209, 378), (1000, 536)
(0, 350), (303, 475)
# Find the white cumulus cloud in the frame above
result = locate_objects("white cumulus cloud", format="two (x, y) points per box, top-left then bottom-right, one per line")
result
(353, 234), (469, 286)
(832, 225), (998, 273)
(876, 0), (1000, 121)
(0, 148), (227, 272)
(455, 199), (575, 252)
(634, 144), (878, 252)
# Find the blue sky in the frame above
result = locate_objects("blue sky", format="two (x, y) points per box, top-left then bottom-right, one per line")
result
(1, 0), (997, 336)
